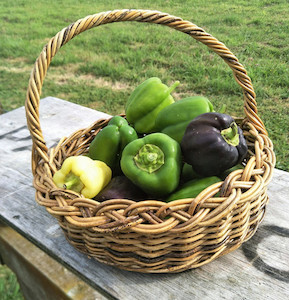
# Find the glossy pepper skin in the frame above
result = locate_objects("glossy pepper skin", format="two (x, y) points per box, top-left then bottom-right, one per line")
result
(166, 176), (221, 202)
(107, 116), (138, 152)
(125, 77), (180, 134)
(155, 96), (214, 143)
(180, 163), (202, 184)
(120, 133), (182, 197)
(181, 112), (248, 177)
(52, 156), (112, 198)
(88, 116), (138, 169)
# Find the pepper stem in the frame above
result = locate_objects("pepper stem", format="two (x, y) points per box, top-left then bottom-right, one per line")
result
(221, 122), (239, 147)
(166, 81), (180, 94)
(63, 172), (84, 193)
(134, 144), (165, 173)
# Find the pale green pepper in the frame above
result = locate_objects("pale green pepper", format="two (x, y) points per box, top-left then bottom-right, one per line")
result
(53, 156), (112, 198)
(125, 77), (180, 134)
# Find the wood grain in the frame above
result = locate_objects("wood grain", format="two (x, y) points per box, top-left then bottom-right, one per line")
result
(23, 10), (275, 273)
(0, 97), (288, 299)
(0, 224), (107, 300)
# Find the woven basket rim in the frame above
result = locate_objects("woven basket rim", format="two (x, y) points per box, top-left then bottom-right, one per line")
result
(25, 9), (268, 166)
(25, 9), (276, 272)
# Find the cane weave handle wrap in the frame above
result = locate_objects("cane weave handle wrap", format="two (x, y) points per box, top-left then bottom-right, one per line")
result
(25, 9), (276, 273)
(26, 9), (266, 170)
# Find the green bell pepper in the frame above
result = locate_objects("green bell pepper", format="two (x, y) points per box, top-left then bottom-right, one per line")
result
(120, 133), (182, 197)
(108, 116), (138, 152)
(166, 176), (221, 202)
(180, 163), (202, 183)
(88, 116), (138, 169)
(154, 96), (214, 143)
(125, 77), (180, 134)
(107, 115), (128, 127)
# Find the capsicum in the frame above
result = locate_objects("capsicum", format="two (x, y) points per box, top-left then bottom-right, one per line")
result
(125, 77), (180, 133)
(180, 163), (202, 184)
(181, 112), (248, 177)
(120, 133), (182, 197)
(88, 116), (138, 169)
(166, 176), (221, 202)
(155, 96), (214, 143)
(52, 156), (112, 198)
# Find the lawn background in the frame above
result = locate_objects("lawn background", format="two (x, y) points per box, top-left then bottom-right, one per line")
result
(0, 0), (288, 298)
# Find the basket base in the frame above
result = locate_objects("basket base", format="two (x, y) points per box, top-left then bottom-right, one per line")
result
(60, 226), (257, 273)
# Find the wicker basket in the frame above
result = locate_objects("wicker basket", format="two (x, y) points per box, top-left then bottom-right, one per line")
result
(25, 9), (276, 273)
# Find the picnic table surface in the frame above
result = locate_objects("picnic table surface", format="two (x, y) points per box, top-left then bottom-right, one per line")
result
(0, 97), (288, 300)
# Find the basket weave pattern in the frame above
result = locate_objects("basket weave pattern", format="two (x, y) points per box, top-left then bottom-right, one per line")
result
(25, 9), (275, 273)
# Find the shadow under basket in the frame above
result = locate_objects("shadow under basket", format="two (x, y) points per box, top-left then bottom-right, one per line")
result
(25, 9), (276, 273)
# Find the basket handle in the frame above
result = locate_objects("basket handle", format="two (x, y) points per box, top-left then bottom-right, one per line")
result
(25, 9), (267, 173)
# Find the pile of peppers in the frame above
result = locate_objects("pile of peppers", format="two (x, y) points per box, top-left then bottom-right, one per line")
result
(53, 77), (248, 202)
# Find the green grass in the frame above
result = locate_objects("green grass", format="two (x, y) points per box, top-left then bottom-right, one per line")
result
(0, 2), (288, 161)
(0, 265), (24, 300)
(0, 1), (288, 297)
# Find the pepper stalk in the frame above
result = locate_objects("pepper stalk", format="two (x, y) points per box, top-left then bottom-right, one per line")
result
(53, 156), (112, 198)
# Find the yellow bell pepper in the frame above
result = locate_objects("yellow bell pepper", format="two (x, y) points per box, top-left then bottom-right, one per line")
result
(53, 156), (112, 198)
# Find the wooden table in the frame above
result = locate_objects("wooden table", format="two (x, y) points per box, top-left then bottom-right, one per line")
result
(0, 97), (288, 300)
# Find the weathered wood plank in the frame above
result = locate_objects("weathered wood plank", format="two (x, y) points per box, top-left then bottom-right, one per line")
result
(0, 97), (288, 300)
(0, 224), (108, 300)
